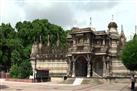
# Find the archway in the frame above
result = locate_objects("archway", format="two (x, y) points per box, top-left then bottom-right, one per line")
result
(93, 57), (103, 76)
(75, 56), (87, 77)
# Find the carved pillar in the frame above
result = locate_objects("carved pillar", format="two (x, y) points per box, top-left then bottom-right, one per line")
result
(103, 39), (105, 45)
(109, 57), (112, 76)
(73, 37), (77, 52)
(72, 56), (75, 77)
(67, 57), (71, 76)
(87, 54), (91, 77)
(73, 36), (76, 46)
(92, 59), (96, 77)
(106, 56), (110, 76)
(103, 56), (106, 77)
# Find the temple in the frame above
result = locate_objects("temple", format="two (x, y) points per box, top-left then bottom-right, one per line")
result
(30, 20), (129, 78)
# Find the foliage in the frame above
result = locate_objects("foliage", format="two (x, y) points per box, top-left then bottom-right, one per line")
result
(18, 60), (33, 78)
(121, 36), (137, 71)
(0, 23), (16, 72)
(0, 19), (67, 78)
(10, 60), (32, 79)
(9, 64), (20, 78)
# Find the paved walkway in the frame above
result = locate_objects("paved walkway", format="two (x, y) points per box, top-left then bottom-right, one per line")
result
(0, 79), (136, 91)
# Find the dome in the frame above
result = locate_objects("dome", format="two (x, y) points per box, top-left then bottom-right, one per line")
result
(108, 22), (118, 29)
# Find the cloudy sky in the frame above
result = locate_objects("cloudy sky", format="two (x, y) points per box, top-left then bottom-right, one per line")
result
(0, 0), (137, 40)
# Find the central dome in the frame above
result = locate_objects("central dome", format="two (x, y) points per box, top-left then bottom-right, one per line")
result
(108, 22), (118, 29)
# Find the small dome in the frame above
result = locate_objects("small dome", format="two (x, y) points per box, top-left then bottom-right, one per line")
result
(108, 22), (118, 29)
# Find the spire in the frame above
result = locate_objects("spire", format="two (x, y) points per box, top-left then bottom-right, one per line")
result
(120, 25), (126, 47)
(38, 35), (42, 52)
(135, 25), (137, 34)
(89, 17), (96, 31)
(108, 15), (118, 30)
(112, 14), (114, 21)
(56, 33), (59, 47)
(90, 17), (92, 26)
(121, 25), (123, 31)
(47, 34), (50, 46)
(120, 25), (125, 38)
(133, 25), (137, 39)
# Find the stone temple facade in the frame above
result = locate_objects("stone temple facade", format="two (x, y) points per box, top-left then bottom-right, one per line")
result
(30, 21), (129, 78)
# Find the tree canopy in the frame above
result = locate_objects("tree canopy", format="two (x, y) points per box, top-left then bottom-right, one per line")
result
(121, 35), (137, 71)
(0, 19), (68, 78)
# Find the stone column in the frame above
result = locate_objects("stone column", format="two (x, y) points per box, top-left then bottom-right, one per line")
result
(109, 57), (113, 76)
(106, 56), (110, 76)
(67, 57), (71, 76)
(72, 56), (75, 77)
(103, 56), (106, 77)
(103, 39), (105, 45)
(91, 59), (95, 77)
(87, 54), (91, 77)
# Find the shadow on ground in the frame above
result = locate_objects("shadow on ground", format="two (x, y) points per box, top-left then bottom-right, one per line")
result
(126, 86), (137, 91)
(0, 85), (8, 89)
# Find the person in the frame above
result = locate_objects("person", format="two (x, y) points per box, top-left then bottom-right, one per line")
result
(131, 74), (136, 91)
(63, 76), (67, 80)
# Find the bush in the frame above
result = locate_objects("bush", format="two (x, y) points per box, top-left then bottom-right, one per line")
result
(18, 60), (32, 79)
(10, 60), (32, 79)
(9, 64), (20, 78)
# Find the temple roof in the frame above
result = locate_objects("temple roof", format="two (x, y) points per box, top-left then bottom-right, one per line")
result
(94, 31), (107, 35)
(71, 27), (94, 34)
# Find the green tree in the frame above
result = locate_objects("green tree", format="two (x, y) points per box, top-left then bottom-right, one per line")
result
(121, 34), (137, 90)
(18, 60), (32, 78)
(0, 23), (17, 72)
(9, 64), (20, 78)
(1, 19), (67, 78)
(121, 35), (137, 71)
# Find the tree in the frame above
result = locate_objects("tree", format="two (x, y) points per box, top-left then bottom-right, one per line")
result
(121, 36), (137, 71)
(121, 35), (137, 90)
(18, 60), (32, 79)
(0, 23), (17, 72)
(10, 60), (32, 79)
(9, 64), (20, 78)
(0, 19), (67, 78)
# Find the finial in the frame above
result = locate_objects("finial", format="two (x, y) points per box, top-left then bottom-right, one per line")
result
(135, 25), (137, 34)
(57, 33), (59, 47)
(47, 34), (50, 46)
(121, 25), (123, 31)
(90, 17), (92, 26)
(112, 14), (114, 21)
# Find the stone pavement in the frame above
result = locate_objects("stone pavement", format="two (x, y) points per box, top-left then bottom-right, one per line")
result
(0, 79), (136, 91)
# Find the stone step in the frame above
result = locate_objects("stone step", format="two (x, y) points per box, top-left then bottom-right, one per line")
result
(73, 78), (83, 86)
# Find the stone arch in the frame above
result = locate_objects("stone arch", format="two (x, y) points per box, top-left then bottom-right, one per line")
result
(75, 56), (87, 77)
(93, 56), (103, 76)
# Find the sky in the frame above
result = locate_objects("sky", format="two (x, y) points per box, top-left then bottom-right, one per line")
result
(0, 0), (137, 40)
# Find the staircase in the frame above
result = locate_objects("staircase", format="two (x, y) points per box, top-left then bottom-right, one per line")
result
(73, 78), (83, 86)
(93, 71), (103, 78)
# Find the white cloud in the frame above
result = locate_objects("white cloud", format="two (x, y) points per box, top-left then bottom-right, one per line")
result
(0, 0), (136, 40)
(0, 0), (26, 26)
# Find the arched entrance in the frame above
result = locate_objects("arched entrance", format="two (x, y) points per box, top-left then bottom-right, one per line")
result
(93, 57), (103, 76)
(75, 56), (87, 77)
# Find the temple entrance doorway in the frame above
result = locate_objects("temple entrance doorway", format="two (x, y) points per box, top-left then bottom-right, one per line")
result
(75, 56), (87, 77)
(93, 57), (103, 76)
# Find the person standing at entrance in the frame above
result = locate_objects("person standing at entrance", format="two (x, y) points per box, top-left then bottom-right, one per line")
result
(131, 74), (136, 91)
